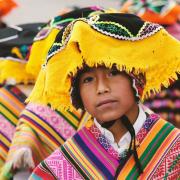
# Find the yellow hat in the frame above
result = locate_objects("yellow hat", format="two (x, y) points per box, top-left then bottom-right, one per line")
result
(26, 6), (106, 78)
(27, 13), (180, 111)
(26, 28), (59, 77)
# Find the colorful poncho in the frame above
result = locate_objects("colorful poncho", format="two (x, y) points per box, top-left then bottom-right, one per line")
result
(29, 112), (180, 180)
(0, 102), (90, 179)
(0, 85), (26, 171)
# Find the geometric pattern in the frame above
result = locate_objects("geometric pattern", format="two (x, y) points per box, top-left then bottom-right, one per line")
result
(46, 14), (162, 62)
(26, 103), (76, 140)
(45, 149), (83, 180)
(136, 113), (159, 143)
(89, 124), (120, 159)
(32, 115), (180, 179)
(150, 136), (180, 179)
(92, 21), (161, 41)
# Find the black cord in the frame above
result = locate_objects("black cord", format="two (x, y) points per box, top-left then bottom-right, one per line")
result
(114, 115), (143, 179)
(101, 120), (116, 129)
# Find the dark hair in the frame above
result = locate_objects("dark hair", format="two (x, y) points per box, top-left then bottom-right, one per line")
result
(71, 64), (141, 110)
(71, 65), (91, 110)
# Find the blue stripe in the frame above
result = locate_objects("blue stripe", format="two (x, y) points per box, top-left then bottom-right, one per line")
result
(27, 109), (68, 141)
(4, 85), (26, 104)
(74, 132), (114, 179)
(20, 111), (65, 145)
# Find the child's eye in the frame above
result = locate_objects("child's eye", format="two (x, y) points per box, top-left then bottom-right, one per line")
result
(109, 70), (120, 76)
(82, 77), (94, 83)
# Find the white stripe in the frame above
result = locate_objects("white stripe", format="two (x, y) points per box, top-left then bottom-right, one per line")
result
(0, 35), (18, 43)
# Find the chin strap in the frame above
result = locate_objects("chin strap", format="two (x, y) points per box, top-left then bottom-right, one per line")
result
(114, 115), (143, 179)
(101, 120), (116, 128)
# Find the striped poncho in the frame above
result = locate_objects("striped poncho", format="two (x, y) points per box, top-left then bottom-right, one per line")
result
(0, 85), (26, 170)
(30, 113), (180, 180)
(0, 102), (90, 179)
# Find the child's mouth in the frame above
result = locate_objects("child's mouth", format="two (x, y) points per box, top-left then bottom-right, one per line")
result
(96, 99), (118, 108)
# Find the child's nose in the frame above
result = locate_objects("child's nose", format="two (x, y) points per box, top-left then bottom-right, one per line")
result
(96, 78), (110, 95)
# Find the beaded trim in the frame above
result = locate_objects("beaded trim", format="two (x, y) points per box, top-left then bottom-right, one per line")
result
(34, 16), (77, 42)
(34, 27), (51, 41)
(45, 21), (75, 63)
(44, 15), (163, 65)
(45, 17), (88, 64)
(90, 20), (162, 41)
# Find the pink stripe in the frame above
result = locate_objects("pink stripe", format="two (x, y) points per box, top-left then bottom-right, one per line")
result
(0, 114), (16, 139)
(79, 128), (118, 174)
(26, 103), (76, 139)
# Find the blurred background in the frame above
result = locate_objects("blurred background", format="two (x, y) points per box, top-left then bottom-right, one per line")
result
(2, 0), (120, 25)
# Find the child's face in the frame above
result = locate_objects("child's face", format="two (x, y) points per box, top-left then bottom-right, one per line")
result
(79, 66), (137, 123)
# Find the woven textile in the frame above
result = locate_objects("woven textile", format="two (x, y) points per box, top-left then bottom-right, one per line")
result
(0, 102), (90, 179)
(144, 79), (180, 128)
(0, 85), (26, 170)
(30, 113), (180, 179)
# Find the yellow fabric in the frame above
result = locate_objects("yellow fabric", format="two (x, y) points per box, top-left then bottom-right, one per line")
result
(26, 9), (116, 78)
(26, 28), (60, 78)
(0, 60), (35, 84)
(27, 20), (180, 111)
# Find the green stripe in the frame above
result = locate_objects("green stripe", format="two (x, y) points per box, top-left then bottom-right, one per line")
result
(54, 18), (75, 26)
(0, 102), (18, 119)
(0, 104), (18, 126)
(56, 110), (77, 129)
(47, 104), (79, 129)
(41, 161), (57, 179)
(61, 145), (89, 179)
(127, 122), (174, 179)
(67, 110), (79, 121)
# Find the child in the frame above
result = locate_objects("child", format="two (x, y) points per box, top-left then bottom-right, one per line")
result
(29, 13), (180, 179)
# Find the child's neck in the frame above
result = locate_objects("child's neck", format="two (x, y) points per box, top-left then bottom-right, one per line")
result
(108, 104), (139, 143)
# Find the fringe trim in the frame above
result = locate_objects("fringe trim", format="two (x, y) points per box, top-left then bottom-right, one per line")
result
(27, 21), (180, 111)
(0, 60), (36, 84)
